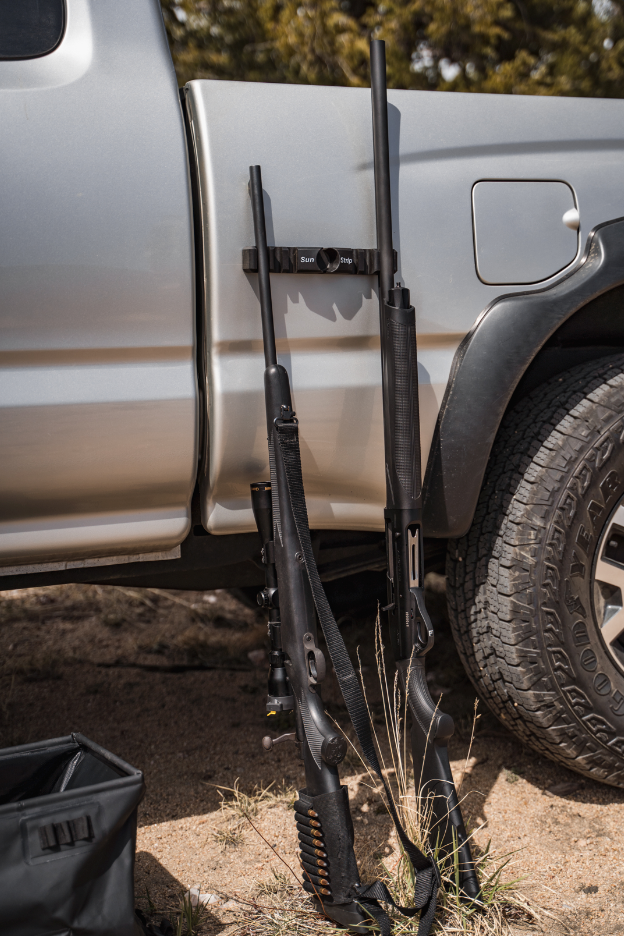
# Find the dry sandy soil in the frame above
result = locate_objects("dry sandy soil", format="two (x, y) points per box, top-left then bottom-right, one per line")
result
(0, 577), (622, 935)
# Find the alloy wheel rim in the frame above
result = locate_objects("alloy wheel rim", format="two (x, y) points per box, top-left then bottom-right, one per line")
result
(592, 501), (624, 675)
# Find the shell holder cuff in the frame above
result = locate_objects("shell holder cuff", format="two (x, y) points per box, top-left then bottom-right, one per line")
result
(295, 787), (359, 906)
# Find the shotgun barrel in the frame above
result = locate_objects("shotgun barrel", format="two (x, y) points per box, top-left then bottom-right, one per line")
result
(371, 40), (394, 307)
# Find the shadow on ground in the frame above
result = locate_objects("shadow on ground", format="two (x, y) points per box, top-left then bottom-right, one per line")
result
(0, 576), (618, 827)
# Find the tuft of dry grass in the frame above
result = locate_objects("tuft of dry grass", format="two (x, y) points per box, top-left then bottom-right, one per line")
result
(231, 874), (345, 936)
(174, 889), (210, 936)
(213, 779), (296, 822)
(214, 827), (246, 849)
(346, 614), (540, 935)
(138, 887), (212, 936)
(209, 780), (296, 853)
(255, 871), (292, 897)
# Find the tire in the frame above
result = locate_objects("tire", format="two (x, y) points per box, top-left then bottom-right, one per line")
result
(447, 354), (624, 788)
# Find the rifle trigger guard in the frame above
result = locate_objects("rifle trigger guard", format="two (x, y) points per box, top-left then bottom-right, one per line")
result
(303, 632), (326, 686)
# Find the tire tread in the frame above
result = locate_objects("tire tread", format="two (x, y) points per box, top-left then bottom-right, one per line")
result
(447, 354), (624, 785)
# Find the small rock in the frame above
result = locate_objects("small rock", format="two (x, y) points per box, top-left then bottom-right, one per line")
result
(247, 649), (267, 667)
(543, 781), (580, 797)
(187, 888), (225, 907)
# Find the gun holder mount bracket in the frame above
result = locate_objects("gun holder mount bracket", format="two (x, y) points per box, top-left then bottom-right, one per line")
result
(243, 246), (397, 276)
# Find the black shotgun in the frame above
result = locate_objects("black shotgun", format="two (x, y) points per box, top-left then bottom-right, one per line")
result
(370, 39), (481, 901)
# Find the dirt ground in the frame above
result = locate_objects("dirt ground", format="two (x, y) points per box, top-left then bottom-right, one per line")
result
(1, 576), (623, 935)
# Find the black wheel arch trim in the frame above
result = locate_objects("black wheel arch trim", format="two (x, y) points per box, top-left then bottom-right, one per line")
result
(423, 216), (624, 539)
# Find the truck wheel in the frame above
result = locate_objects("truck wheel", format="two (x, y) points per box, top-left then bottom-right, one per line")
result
(447, 354), (624, 787)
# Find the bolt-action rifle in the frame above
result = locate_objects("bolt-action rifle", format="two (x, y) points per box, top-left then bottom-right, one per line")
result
(370, 39), (480, 901)
(248, 164), (369, 932)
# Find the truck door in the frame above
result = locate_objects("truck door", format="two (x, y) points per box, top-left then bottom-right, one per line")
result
(0, 0), (197, 570)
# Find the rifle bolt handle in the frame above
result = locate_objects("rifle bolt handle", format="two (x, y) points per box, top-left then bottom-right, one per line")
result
(262, 732), (297, 751)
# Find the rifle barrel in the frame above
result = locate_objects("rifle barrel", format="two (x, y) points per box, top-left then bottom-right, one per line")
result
(249, 165), (277, 367)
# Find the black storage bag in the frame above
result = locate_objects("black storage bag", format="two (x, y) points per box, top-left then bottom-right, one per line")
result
(0, 732), (144, 936)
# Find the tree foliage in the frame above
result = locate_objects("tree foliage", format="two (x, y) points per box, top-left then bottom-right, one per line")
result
(161, 0), (624, 96)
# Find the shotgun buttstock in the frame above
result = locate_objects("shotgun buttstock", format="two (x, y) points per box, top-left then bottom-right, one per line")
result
(397, 657), (481, 902)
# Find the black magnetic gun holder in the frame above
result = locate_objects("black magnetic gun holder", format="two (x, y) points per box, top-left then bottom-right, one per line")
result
(242, 245), (397, 275)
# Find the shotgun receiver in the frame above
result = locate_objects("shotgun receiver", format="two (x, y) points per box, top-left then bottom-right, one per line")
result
(370, 39), (480, 901)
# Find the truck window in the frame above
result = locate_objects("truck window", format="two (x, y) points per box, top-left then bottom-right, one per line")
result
(0, 0), (65, 59)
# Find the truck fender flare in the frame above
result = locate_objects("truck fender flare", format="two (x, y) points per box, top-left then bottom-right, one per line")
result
(423, 216), (624, 539)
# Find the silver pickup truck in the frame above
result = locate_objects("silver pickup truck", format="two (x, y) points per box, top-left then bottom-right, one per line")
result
(3, 0), (624, 788)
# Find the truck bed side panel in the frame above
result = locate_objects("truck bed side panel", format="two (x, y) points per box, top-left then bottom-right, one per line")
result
(187, 79), (624, 534)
